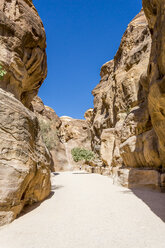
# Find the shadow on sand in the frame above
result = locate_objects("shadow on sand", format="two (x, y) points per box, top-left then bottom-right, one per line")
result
(72, 172), (89, 175)
(52, 172), (60, 176)
(51, 184), (64, 190)
(122, 188), (165, 223)
(17, 191), (55, 219)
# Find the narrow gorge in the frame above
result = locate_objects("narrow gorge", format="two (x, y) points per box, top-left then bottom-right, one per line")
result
(0, 0), (165, 245)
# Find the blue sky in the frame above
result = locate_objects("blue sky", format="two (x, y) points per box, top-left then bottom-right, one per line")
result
(33, 0), (142, 119)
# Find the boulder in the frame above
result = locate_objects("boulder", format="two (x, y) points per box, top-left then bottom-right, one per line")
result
(113, 168), (161, 190)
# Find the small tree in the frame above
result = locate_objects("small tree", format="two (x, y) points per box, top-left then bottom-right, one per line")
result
(71, 147), (95, 163)
(39, 119), (57, 150)
(0, 65), (7, 80)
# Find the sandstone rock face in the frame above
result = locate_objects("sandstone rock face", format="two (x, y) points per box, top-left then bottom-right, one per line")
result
(32, 96), (61, 129)
(32, 98), (92, 172)
(31, 96), (63, 172)
(100, 129), (115, 167)
(84, 108), (94, 125)
(112, 168), (160, 190)
(143, 0), (165, 168)
(0, 1), (51, 226)
(59, 116), (92, 171)
(91, 10), (156, 170)
(0, 89), (51, 226)
(89, 7), (165, 189)
(0, 0), (47, 108)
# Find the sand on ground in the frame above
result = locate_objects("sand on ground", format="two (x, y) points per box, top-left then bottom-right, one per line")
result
(0, 171), (165, 248)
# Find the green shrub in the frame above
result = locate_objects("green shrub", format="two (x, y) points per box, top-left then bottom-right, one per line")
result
(71, 147), (95, 163)
(39, 119), (58, 150)
(0, 65), (7, 80)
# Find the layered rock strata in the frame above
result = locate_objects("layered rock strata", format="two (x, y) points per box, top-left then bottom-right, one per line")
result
(0, 0), (47, 109)
(0, 89), (51, 226)
(31, 96), (63, 172)
(92, 10), (152, 167)
(89, 9), (165, 190)
(32, 96), (61, 129)
(59, 116), (92, 171)
(142, 0), (165, 168)
(32, 97), (92, 171)
(0, 0), (51, 226)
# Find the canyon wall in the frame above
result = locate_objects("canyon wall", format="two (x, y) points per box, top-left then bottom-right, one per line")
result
(59, 115), (92, 171)
(88, 8), (165, 189)
(31, 96), (66, 172)
(142, 0), (165, 168)
(0, 0), (51, 226)
(32, 97), (92, 171)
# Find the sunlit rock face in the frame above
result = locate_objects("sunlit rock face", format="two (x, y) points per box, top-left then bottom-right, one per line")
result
(31, 97), (92, 172)
(31, 96), (63, 172)
(91, 10), (157, 170)
(0, 89), (51, 226)
(0, 0), (51, 226)
(143, 0), (165, 168)
(89, 7), (165, 189)
(58, 116), (92, 171)
(0, 0), (47, 108)
(32, 96), (62, 129)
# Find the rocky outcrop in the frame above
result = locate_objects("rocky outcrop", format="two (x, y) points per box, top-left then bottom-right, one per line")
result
(0, 0), (47, 109)
(59, 116), (92, 171)
(0, 89), (51, 226)
(32, 96), (61, 129)
(89, 9), (165, 189)
(84, 108), (93, 125)
(31, 96), (63, 172)
(0, 0), (51, 226)
(32, 97), (92, 172)
(142, 0), (165, 169)
(91, 10), (152, 168)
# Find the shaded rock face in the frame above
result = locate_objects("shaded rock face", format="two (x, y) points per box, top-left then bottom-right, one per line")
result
(0, 0), (47, 109)
(91, 10), (158, 170)
(0, 1), (51, 226)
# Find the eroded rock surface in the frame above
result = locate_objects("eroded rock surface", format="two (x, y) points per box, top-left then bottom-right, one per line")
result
(89, 6), (165, 189)
(143, 0), (165, 168)
(0, 0), (47, 109)
(59, 116), (92, 171)
(87, 10), (165, 189)
(32, 96), (61, 129)
(31, 96), (63, 172)
(0, 0), (51, 226)
(32, 97), (92, 172)
(91, 10), (153, 170)
(0, 89), (51, 226)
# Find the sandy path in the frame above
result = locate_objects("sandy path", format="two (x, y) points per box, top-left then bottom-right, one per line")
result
(0, 171), (165, 248)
